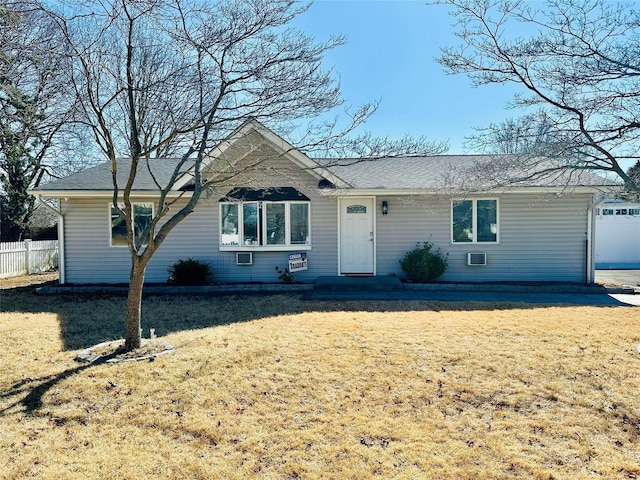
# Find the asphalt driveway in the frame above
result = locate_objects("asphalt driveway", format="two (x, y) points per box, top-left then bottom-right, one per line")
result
(595, 269), (640, 288)
(306, 270), (640, 306)
(305, 288), (640, 306)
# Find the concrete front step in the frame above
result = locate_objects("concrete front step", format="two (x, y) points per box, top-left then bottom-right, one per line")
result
(315, 276), (403, 291)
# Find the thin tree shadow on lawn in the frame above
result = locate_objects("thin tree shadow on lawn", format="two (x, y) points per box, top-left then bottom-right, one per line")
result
(0, 354), (120, 417)
(0, 285), (629, 352)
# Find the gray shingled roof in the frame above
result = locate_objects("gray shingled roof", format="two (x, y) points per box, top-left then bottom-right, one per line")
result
(34, 154), (617, 194)
(318, 155), (618, 190)
(36, 158), (189, 191)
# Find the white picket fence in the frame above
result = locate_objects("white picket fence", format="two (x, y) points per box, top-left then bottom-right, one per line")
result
(0, 240), (59, 278)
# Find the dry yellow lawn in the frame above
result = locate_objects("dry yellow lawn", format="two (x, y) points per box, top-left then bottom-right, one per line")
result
(1, 276), (640, 479)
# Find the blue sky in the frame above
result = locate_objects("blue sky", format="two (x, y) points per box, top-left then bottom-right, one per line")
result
(292, 0), (520, 154)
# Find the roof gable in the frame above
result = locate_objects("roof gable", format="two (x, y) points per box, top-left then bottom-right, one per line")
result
(174, 119), (349, 191)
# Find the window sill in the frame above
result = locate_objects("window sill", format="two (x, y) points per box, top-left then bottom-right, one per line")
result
(219, 246), (312, 252)
(451, 242), (499, 246)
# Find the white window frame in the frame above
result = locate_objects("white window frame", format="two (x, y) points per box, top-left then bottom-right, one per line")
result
(219, 200), (311, 251)
(109, 202), (154, 248)
(264, 201), (287, 246)
(451, 198), (499, 244)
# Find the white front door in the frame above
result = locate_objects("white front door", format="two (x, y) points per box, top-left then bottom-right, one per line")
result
(340, 197), (374, 275)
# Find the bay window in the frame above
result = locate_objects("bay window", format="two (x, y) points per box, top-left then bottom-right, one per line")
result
(219, 188), (310, 250)
(452, 199), (498, 243)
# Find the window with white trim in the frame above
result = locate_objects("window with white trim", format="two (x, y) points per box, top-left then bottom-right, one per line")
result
(452, 199), (498, 243)
(110, 203), (153, 247)
(219, 188), (310, 249)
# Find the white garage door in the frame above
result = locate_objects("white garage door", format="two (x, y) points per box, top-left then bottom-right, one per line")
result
(595, 204), (640, 267)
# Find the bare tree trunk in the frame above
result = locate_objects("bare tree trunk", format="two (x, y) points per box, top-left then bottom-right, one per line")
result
(124, 258), (146, 351)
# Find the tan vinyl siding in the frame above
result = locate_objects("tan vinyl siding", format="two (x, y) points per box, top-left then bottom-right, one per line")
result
(375, 193), (591, 283)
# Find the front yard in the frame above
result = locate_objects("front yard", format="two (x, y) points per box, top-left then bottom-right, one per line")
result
(1, 276), (639, 479)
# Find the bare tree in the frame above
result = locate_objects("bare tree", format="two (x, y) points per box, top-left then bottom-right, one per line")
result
(436, 0), (640, 194)
(628, 161), (640, 188)
(44, 0), (444, 351)
(466, 115), (558, 155)
(0, 1), (79, 241)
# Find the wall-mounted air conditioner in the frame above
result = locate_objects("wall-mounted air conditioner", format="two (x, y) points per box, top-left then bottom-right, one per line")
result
(467, 252), (486, 266)
(236, 252), (253, 266)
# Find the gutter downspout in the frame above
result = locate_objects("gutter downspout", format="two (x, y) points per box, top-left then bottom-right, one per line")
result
(34, 195), (65, 284)
(586, 194), (608, 285)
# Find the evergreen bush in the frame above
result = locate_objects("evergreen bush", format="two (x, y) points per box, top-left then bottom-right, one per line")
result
(167, 258), (212, 285)
(400, 242), (448, 283)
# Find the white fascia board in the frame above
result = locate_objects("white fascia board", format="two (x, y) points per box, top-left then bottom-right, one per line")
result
(30, 194), (62, 215)
(28, 190), (192, 199)
(319, 186), (619, 197)
(492, 186), (621, 195)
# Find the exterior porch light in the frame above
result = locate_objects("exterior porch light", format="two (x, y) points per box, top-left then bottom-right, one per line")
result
(381, 200), (388, 215)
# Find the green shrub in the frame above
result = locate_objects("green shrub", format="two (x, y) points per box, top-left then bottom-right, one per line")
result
(400, 242), (448, 283)
(167, 258), (212, 285)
